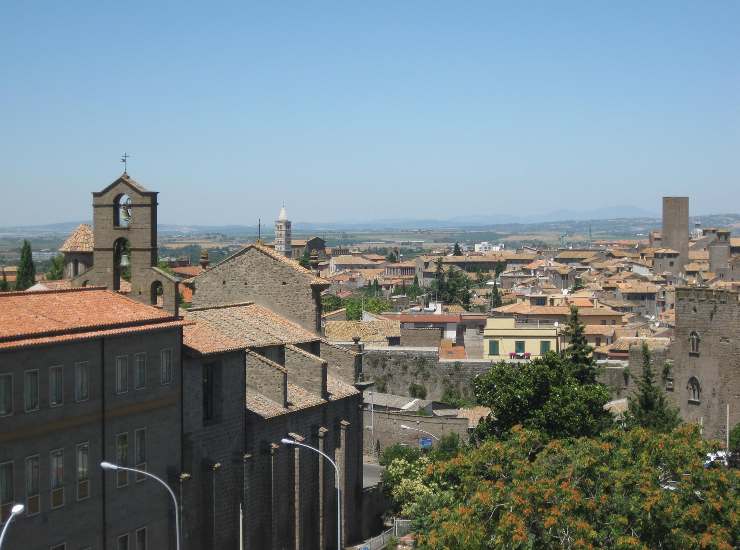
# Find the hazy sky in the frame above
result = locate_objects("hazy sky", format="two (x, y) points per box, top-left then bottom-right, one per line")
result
(1, 2), (739, 226)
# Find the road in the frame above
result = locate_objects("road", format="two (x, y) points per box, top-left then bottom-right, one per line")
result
(363, 461), (383, 489)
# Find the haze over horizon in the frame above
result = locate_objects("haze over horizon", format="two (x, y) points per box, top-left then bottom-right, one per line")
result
(2, 2), (739, 226)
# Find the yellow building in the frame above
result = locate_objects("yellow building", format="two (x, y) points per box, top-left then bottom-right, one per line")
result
(483, 317), (560, 361)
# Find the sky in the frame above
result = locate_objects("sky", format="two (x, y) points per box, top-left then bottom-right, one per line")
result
(1, 1), (739, 226)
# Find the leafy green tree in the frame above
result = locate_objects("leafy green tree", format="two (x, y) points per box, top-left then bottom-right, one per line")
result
(571, 276), (585, 291)
(380, 443), (421, 467)
(299, 249), (311, 268)
(730, 423), (740, 469)
(625, 343), (681, 433)
(372, 279), (381, 296)
(15, 240), (36, 290)
(321, 293), (344, 313)
(409, 383), (427, 399)
(46, 254), (65, 280)
(453, 242), (463, 256)
(344, 296), (392, 320)
(386, 250), (398, 263)
(408, 425), (738, 549)
(473, 353), (612, 440)
(489, 280), (502, 308)
(562, 305), (596, 384)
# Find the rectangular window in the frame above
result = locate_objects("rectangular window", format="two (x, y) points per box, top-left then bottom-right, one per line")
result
(76, 443), (89, 500)
(134, 429), (146, 482)
(25, 455), (40, 516)
(117, 534), (129, 550)
(50, 365), (64, 407)
(515, 341), (525, 354)
(488, 340), (499, 356)
(115, 356), (128, 394)
(540, 340), (551, 355)
(116, 433), (128, 487)
(24, 370), (39, 412)
(50, 449), (64, 508)
(160, 349), (173, 385)
(0, 374), (12, 416)
(135, 353), (147, 389)
(136, 527), (147, 550)
(74, 362), (90, 402)
(0, 461), (13, 522)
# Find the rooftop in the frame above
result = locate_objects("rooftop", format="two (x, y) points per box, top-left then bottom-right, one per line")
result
(324, 319), (400, 343)
(59, 224), (94, 253)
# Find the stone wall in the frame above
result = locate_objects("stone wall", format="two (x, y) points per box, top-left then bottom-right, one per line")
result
(318, 339), (361, 384)
(362, 348), (490, 401)
(363, 409), (470, 453)
(400, 327), (442, 347)
(246, 350), (287, 406)
(284, 344), (327, 398)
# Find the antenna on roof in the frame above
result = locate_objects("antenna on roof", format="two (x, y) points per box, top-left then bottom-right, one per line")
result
(258, 218), (261, 244)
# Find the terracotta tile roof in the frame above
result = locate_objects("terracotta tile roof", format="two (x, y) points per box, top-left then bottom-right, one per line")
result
(584, 325), (616, 336)
(183, 320), (245, 356)
(554, 250), (600, 259)
(186, 302), (317, 348)
(441, 251), (537, 263)
(247, 376), (359, 419)
(172, 265), (204, 278)
(617, 282), (660, 294)
(492, 302), (622, 317)
(324, 320), (400, 344)
(212, 243), (327, 286)
(688, 250), (709, 260)
(382, 313), (461, 323)
(27, 280), (73, 291)
(0, 288), (176, 343)
(59, 224), (94, 253)
(654, 248), (679, 255)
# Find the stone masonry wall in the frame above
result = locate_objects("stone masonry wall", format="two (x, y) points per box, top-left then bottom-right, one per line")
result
(246, 350), (287, 406)
(318, 340), (360, 384)
(285, 344), (327, 398)
(363, 409), (470, 453)
(400, 327), (442, 347)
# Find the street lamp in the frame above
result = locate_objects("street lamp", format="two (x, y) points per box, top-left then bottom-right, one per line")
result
(100, 462), (180, 550)
(400, 424), (440, 441)
(0, 504), (25, 549)
(281, 438), (342, 550)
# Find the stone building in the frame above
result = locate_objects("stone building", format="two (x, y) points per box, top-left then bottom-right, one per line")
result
(58, 224), (93, 279)
(661, 197), (689, 274)
(70, 173), (180, 315)
(275, 205), (292, 258)
(0, 288), (186, 550)
(667, 287), (739, 442)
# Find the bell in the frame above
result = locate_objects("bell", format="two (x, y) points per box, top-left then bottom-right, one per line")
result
(120, 254), (130, 267)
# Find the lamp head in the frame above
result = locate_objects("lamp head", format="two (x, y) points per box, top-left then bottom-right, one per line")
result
(400, 424), (411, 430)
(281, 438), (296, 445)
(100, 461), (118, 471)
(11, 503), (24, 515)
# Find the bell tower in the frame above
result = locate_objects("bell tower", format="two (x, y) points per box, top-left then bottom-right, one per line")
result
(72, 173), (179, 315)
(275, 204), (292, 257)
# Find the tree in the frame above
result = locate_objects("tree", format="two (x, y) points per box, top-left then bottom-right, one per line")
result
(299, 249), (311, 268)
(46, 254), (65, 280)
(344, 296), (392, 320)
(489, 280), (502, 308)
(562, 305), (596, 384)
(473, 353), (612, 441)
(386, 250), (398, 263)
(0, 272), (8, 292)
(15, 240), (36, 290)
(625, 343), (681, 432)
(571, 276), (585, 292)
(453, 242), (463, 256)
(409, 383), (427, 399)
(406, 425), (737, 549)
(321, 293), (343, 313)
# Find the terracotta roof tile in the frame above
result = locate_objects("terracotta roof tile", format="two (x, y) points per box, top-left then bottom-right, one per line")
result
(324, 320), (400, 344)
(0, 288), (175, 342)
(247, 376), (359, 419)
(59, 224), (94, 253)
(183, 320), (245, 356)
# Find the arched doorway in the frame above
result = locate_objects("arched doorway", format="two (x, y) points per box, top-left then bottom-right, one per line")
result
(150, 281), (163, 307)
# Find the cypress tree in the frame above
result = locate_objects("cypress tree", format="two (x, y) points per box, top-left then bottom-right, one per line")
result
(15, 240), (36, 290)
(562, 305), (596, 383)
(626, 343), (681, 432)
(490, 280), (502, 308)
(453, 242), (463, 256)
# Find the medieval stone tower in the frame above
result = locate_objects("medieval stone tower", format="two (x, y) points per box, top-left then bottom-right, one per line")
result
(662, 196), (689, 274)
(274, 204), (292, 257)
(72, 173), (179, 315)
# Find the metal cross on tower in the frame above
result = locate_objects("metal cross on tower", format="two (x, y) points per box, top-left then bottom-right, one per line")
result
(121, 152), (130, 173)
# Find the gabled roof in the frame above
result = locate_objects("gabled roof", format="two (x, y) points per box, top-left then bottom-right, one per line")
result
(93, 172), (155, 197)
(209, 243), (327, 287)
(59, 224), (94, 253)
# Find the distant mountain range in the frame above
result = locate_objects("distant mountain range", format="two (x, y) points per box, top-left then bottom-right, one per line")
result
(1, 208), (738, 237)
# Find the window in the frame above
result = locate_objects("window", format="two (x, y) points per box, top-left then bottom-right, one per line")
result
(689, 331), (700, 355)
(50, 449), (64, 508)
(600, 320), (606, 325)
(134, 429), (147, 482)
(24, 370), (39, 412)
(0, 461), (13, 522)
(136, 527), (147, 550)
(50, 365), (64, 407)
(134, 353), (147, 389)
(25, 455), (40, 515)
(160, 349), (173, 385)
(688, 377), (701, 403)
(515, 341), (525, 354)
(76, 443), (89, 500)
(0, 374), (12, 416)
(117, 534), (130, 550)
(540, 340), (551, 355)
(488, 340), (499, 356)
(74, 362), (90, 402)
(116, 433), (128, 487)
(116, 356), (128, 394)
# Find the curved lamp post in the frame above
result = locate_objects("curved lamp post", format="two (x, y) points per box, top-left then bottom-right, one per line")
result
(0, 504), (25, 549)
(100, 462), (180, 550)
(281, 438), (341, 550)
(400, 423), (440, 442)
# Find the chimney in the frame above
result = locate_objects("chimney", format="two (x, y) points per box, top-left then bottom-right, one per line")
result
(310, 249), (320, 274)
(199, 249), (210, 270)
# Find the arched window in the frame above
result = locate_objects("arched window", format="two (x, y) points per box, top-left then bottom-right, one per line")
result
(687, 377), (701, 403)
(113, 238), (131, 291)
(114, 194), (133, 228)
(150, 281), (163, 307)
(689, 331), (700, 354)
